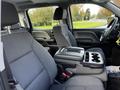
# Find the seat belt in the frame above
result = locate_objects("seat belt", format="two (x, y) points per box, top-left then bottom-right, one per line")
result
(0, 42), (10, 90)
(3, 50), (24, 90)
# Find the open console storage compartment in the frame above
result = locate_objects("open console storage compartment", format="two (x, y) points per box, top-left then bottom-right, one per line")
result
(54, 47), (85, 62)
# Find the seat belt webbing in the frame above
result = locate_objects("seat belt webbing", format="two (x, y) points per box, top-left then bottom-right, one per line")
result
(3, 50), (24, 90)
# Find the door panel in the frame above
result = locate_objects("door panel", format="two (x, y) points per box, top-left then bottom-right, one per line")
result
(32, 29), (51, 41)
(74, 30), (100, 43)
(70, 3), (113, 48)
(32, 29), (56, 45)
(32, 29), (58, 56)
(73, 28), (105, 47)
(73, 28), (105, 38)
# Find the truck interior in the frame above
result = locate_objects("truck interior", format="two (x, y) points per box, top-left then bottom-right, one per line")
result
(1, 0), (120, 90)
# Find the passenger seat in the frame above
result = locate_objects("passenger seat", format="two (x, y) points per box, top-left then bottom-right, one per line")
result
(2, 1), (104, 90)
(52, 7), (105, 59)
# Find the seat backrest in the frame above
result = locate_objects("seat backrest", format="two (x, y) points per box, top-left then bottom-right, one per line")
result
(2, 1), (57, 90)
(53, 7), (77, 47)
(53, 25), (71, 47)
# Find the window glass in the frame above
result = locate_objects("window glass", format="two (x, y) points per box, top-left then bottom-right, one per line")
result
(70, 4), (113, 29)
(18, 13), (25, 27)
(28, 6), (58, 30)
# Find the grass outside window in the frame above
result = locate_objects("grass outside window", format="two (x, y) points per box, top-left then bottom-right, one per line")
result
(33, 21), (107, 30)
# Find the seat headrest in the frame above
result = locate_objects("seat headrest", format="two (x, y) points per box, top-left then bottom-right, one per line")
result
(2, 1), (19, 27)
(54, 7), (63, 20)
(54, 7), (67, 20)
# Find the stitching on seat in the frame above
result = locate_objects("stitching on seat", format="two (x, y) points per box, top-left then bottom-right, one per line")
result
(33, 49), (52, 82)
(9, 50), (32, 64)
(25, 68), (45, 89)
(31, 40), (52, 84)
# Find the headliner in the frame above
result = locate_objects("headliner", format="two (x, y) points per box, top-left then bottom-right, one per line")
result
(2, 0), (110, 11)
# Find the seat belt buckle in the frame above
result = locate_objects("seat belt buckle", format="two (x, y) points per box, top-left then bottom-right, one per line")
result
(8, 80), (18, 89)
(62, 71), (73, 79)
(8, 80), (24, 90)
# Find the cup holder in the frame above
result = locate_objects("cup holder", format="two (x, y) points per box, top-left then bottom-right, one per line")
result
(83, 52), (104, 68)
(84, 52), (103, 65)
(91, 53), (101, 63)
(92, 59), (100, 63)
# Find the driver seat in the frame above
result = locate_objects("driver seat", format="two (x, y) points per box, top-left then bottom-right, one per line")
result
(2, 1), (105, 90)
(53, 7), (105, 58)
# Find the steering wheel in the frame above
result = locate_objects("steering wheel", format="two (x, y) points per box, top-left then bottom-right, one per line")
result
(100, 17), (119, 42)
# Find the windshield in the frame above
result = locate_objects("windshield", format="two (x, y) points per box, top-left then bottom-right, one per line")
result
(111, 0), (120, 8)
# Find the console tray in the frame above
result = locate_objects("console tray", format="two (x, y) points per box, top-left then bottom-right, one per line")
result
(54, 47), (85, 61)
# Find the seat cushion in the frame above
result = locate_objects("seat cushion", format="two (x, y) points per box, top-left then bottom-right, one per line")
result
(51, 76), (104, 90)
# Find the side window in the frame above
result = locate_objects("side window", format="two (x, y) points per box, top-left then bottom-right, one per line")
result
(28, 6), (58, 30)
(70, 4), (113, 29)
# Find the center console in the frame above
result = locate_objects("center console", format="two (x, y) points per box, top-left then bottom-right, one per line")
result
(54, 47), (107, 82)
(55, 47), (104, 68)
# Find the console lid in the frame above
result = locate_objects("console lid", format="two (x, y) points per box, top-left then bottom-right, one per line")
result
(54, 47), (85, 61)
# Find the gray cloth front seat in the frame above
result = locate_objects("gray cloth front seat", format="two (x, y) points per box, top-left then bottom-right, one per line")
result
(52, 7), (105, 58)
(2, 1), (104, 90)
